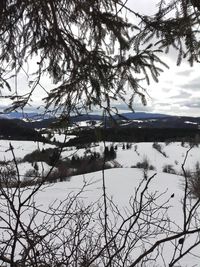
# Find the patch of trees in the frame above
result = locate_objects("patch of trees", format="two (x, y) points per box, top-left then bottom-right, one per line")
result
(104, 146), (116, 161)
(71, 153), (111, 175)
(23, 148), (61, 166)
(23, 147), (113, 181)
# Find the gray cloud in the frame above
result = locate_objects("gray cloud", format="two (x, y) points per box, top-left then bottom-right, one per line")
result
(163, 80), (173, 85)
(184, 101), (200, 109)
(114, 102), (154, 113)
(169, 91), (192, 99)
(170, 98), (200, 109)
(176, 70), (193, 76)
(181, 77), (200, 91)
(157, 103), (170, 106)
(162, 88), (172, 93)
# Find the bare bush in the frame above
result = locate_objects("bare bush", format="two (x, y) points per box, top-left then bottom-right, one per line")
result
(46, 164), (71, 183)
(24, 169), (38, 179)
(152, 142), (167, 157)
(133, 157), (155, 171)
(188, 162), (200, 198)
(162, 164), (176, 174)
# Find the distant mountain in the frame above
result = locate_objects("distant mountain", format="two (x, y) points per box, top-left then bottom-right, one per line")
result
(0, 111), (200, 131)
(0, 112), (52, 120)
(0, 111), (170, 121)
(70, 112), (172, 121)
(70, 114), (103, 122)
(114, 112), (171, 120)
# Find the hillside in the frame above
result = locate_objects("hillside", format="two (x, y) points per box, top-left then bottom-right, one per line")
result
(1, 138), (199, 184)
(0, 138), (199, 266)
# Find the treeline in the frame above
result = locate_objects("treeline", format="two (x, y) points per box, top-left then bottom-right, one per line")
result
(0, 119), (46, 141)
(67, 127), (200, 146)
(22, 145), (117, 184)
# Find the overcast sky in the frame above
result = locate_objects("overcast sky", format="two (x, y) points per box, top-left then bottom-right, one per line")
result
(1, 0), (200, 117)
(124, 0), (200, 117)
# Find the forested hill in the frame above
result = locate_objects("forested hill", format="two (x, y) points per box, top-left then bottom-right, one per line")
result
(0, 112), (200, 142)
(0, 119), (45, 141)
(67, 127), (200, 146)
(1, 112), (200, 129)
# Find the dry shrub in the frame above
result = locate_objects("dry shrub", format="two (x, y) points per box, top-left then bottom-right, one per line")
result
(188, 162), (200, 198)
(162, 164), (176, 174)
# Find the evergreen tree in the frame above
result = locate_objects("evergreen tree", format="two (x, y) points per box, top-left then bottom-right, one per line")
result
(110, 145), (116, 160)
(104, 146), (109, 160)
(1, 1), (199, 115)
(33, 162), (39, 172)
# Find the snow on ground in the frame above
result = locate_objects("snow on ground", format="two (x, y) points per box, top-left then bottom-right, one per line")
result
(33, 168), (199, 266)
(0, 140), (55, 161)
(74, 121), (102, 128)
(17, 161), (54, 179)
(108, 141), (199, 173)
(1, 140), (199, 178)
(0, 139), (200, 265)
(43, 133), (77, 143)
(1, 140), (199, 180)
(61, 141), (200, 174)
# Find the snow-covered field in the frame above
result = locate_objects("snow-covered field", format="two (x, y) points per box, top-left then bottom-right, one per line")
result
(0, 140), (55, 161)
(0, 139), (200, 266)
(61, 141), (200, 173)
(36, 168), (199, 266)
(1, 139), (199, 178)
